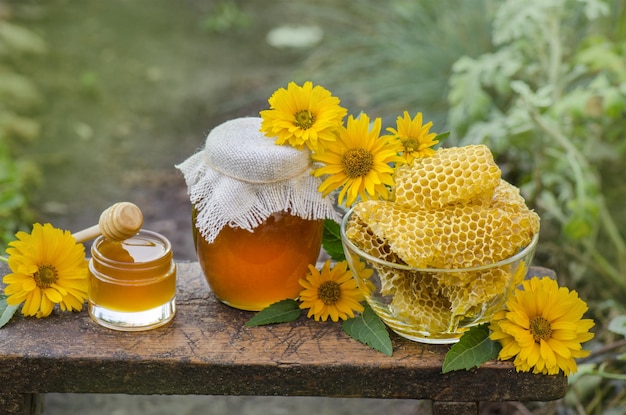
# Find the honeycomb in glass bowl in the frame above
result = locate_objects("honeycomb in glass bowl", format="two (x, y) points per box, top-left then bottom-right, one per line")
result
(343, 145), (540, 340)
(393, 144), (502, 210)
(384, 266), (514, 334)
(348, 180), (539, 269)
(389, 270), (454, 333)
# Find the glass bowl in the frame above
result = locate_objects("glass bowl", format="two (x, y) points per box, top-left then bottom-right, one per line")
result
(340, 207), (539, 344)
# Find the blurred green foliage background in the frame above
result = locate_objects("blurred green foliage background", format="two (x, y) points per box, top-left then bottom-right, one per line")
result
(1, 0), (625, 413)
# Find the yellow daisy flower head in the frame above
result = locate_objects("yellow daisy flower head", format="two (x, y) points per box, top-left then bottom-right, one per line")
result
(489, 276), (595, 376)
(385, 111), (439, 163)
(299, 260), (364, 322)
(311, 113), (404, 207)
(2, 223), (89, 318)
(259, 81), (347, 152)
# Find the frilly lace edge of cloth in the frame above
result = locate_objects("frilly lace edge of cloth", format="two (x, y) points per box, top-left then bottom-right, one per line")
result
(176, 153), (341, 243)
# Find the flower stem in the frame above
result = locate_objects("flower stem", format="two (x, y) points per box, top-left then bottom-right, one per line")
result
(0, 256), (8, 263)
(586, 369), (626, 381)
(583, 338), (626, 361)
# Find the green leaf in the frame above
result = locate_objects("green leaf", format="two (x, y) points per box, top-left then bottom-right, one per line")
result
(0, 294), (19, 329)
(322, 219), (345, 261)
(342, 303), (393, 356)
(434, 131), (450, 144)
(0, 21), (47, 55)
(442, 324), (501, 373)
(608, 315), (626, 337)
(245, 299), (302, 327)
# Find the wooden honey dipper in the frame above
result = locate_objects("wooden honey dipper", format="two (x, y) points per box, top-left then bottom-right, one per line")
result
(72, 202), (144, 243)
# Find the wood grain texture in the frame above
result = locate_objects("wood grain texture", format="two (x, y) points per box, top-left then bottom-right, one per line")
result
(0, 262), (566, 403)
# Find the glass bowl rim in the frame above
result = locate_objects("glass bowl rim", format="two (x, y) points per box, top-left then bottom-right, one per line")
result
(340, 206), (539, 273)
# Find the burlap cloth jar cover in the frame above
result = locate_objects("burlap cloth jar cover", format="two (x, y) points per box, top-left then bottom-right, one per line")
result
(176, 116), (339, 245)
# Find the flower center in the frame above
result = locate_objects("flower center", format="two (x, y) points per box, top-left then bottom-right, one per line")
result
(530, 316), (552, 342)
(318, 281), (342, 305)
(402, 137), (418, 152)
(342, 148), (374, 178)
(34, 264), (59, 288)
(294, 110), (315, 130)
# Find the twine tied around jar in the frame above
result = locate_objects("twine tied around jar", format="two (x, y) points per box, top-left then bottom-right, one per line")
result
(176, 117), (340, 243)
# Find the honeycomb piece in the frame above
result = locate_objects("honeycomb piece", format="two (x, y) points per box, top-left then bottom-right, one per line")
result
(377, 265), (411, 297)
(350, 197), (538, 269)
(388, 271), (454, 333)
(347, 184), (538, 270)
(350, 200), (438, 268)
(439, 267), (512, 316)
(394, 144), (501, 209)
(345, 215), (406, 265)
(490, 179), (527, 212)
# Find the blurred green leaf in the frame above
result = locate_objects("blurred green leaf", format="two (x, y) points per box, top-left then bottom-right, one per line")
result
(577, 40), (626, 80)
(607, 315), (626, 337)
(0, 72), (43, 112)
(0, 113), (41, 142)
(0, 21), (46, 55)
(201, 1), (250, 34)
(602, 87), (626, 118)
(563, 199), (600, 240)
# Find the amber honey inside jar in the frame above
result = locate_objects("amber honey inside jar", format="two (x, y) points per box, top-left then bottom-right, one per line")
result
(88, 230), (176, 331)
(195, 211), (323, 311)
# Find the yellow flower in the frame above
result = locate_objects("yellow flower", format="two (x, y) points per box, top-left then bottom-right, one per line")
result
(299, 260), (364, 322)
(259, 81), (347, 152)
(385, 111), (439, 163)
(489, 276), (595, 376)
(2, 223), (89, 317)
(312, 113), (404, 207)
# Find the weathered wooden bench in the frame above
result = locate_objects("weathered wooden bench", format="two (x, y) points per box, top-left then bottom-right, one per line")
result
(0, 261), (567, 415)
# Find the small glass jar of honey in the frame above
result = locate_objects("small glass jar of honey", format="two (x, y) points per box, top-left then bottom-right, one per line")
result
(88, 230), (176, 331)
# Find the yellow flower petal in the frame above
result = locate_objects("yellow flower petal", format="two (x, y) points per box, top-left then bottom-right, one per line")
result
(547, 338), (572, 359)
(23, 289), (41, 317)
(38, 295), (55, 318)
(44, 287), (63, 303)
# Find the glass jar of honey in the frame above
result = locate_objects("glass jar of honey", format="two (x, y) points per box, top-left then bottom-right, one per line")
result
(177, 117), (339, 312)
(88, 230), (176, 331)
(194, 211), (323, 311)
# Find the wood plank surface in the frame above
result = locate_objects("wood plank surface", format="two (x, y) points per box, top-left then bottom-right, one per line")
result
(0, 261), (566, 402)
